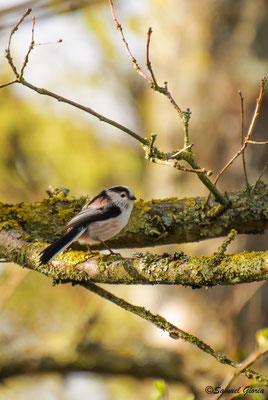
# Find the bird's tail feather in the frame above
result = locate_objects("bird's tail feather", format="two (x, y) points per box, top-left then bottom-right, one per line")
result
(39, 226), (86, 265)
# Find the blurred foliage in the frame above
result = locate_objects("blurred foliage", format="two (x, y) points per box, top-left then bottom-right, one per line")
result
(0, 0), (267, 399)
(0, 86), (143, 202)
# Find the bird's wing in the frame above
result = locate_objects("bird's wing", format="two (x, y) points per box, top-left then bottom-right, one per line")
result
(66, 204), (121, 229)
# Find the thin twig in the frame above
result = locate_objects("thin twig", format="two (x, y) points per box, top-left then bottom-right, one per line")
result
(5, 8), (32, 78)
(1, 7), (229, 205)
(239, 90), (249, 191)
(2, 8), (148, 146)
(34, 39), (62, 46)
(214, 229), (237, 259)
(170, 144), (193, 157)
(175, 163), (210, 175)
(7, 8), (32, 51)
(214, 78), (266, 186)
(182, 108), (191, 147)
(108, 0), (183, 117)
(247, 140), (268, 144)
(146, 27), (157, 86)
(251, 162), (268, 193)
(19, 16), (35, 79)
(211, 348), (268, 400)
(206, 78), (267, 204)
(150, 157), (210, 175)
(108, 0), (151, 83)
(21, 79), (148, 145)
(0, 80), (17, 89)
(80, 281), (268, 385)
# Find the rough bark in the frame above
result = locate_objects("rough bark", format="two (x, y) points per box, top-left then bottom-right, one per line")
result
(0, 228), (267, 287)
(0, 182), (267, 286)
(0, 182), (267, 250)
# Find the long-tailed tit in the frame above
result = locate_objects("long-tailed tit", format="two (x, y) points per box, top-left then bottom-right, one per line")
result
(39, 185), (136, 265)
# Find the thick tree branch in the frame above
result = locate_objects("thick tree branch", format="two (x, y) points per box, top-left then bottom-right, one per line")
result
(0, 183), (267, 251)
(0, 228), (267, 288)
(0, 228), (267, 384)
(0, 345), (191, 385)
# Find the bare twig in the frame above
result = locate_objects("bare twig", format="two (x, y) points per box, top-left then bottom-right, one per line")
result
(174, 163), (210, 175)
(22, 79), (148, 144)
(214, 78), (266, 187)
(1, 8), (230, 206)
(251, 162), (268, 193)
(2, 9), (147, 146)
(247, 140), (268, 144)
(170, 144), (193, 157)
(146, 27), (157, 86)
(148, 157), (211, 175)
(239, 90), (249, 191)
(211, 348), (268, 400)
(108, 0), (183, 117)
(107, 1), (233, 205)
(5, 8), (32, 78)
(206, 78), (267, 204)
(0, 80), (17, 89)
(19, 16), (35, 79)
(108, 0), (151, 83)
(34, 39), (62, 46)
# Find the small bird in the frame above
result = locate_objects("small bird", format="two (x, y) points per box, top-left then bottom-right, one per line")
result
(39, 185), (136, 265)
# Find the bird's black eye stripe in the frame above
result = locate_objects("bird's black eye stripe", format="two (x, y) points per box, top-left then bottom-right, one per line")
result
(109, 186), (129, 194)
(109, 186), (136, 200)
(110, 186), (131, 197)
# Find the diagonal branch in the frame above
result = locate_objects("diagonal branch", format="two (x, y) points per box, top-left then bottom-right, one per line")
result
(213, 78), (267, 188)
(212, 347), (268, 400)
(1, 8), (232, 206)
(108, 0), (151, 84)
(5, 8), (32, 78)
(19, 15), (35, 79)
(0, 79), (17, 89)
(0, 228), (267, 385)
(2, 8), (147, 146)
(19, 78), (148, 145)
(108, 0), (183, 118)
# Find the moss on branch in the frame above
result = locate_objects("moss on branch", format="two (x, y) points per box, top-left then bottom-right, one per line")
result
(0, 228), (267, 287)
(0, 182), (267, 286)
(0, 182), (267, 251)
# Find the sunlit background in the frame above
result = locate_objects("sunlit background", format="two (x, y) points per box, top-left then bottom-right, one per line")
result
(0, 1), (267, 399)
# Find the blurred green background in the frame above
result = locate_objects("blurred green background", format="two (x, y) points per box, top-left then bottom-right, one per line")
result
(0, 0), (267, 399)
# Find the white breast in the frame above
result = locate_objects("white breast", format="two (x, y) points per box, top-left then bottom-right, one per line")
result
(78, 205), (132, 245)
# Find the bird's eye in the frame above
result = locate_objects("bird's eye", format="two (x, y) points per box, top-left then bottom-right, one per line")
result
(120, 192), (127, 198)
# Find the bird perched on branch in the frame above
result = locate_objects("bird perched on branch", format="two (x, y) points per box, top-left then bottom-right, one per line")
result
(39, 185), (136, 265)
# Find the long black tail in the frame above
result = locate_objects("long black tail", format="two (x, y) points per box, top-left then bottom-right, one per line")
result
(39, 226), (86, 265)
